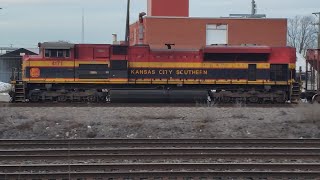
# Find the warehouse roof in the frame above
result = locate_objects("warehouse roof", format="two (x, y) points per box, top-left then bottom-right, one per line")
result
(0, 48), (37, 58)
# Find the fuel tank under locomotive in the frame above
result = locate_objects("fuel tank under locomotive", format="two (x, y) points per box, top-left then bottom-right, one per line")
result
(109, 90), (209, 103)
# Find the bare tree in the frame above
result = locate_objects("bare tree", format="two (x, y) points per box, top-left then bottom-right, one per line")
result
(287, 16), (318, 55)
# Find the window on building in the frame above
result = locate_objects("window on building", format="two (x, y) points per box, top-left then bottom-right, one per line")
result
(206, 24), (228, 45)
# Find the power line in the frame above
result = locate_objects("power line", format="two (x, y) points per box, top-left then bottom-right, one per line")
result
(312, 12), (320, 92)
(312, 12), (320, 49)
(82, 8), (85, 43)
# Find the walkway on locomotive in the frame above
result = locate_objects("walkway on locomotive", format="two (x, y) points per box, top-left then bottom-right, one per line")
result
(22, 42), (296, 86)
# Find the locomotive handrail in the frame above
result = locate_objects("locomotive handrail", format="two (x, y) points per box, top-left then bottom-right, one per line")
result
(10, 68), (21, 82)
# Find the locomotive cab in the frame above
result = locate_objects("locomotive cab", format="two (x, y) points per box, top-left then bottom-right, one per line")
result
(41, 42), (74, 59)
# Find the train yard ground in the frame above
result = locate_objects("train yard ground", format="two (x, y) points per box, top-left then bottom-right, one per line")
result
(1, 139), (320, 179)
(0, 103), (319, 139)
(1, 94), (320, 179)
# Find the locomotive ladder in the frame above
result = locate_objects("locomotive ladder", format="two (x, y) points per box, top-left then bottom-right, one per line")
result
(13, 80), (26, 103)
(291, 82), (301, 103)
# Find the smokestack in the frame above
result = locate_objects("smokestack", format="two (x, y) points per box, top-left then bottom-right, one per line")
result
(138, 12), (146, 45)
(125, 0), (130, 44)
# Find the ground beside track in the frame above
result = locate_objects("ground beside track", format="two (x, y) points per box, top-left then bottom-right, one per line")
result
(0, 104), (319, 139)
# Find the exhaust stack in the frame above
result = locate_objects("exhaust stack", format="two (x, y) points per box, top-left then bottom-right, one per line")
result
(112, 34), (119, 45)
(125, 0), (130, 44)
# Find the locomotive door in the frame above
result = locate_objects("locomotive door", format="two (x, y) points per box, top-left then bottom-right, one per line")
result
(248, 64), (257, 81)
(76, 47), (111, 81)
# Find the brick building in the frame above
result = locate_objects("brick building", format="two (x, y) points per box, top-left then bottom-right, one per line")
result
(130, 0), (287, 49)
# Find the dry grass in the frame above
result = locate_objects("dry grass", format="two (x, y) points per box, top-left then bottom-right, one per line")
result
(297, 103), (320, 124)
(231, 114), (249, 119)
(141, 114), (181, 120)
(0, 116), (5, 122)
(1, 106), (320, 139)
(279, 110), (288, 116)
(15, 121), (34, 131)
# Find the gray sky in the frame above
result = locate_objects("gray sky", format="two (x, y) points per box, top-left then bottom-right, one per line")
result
(0, 0), (319, 48)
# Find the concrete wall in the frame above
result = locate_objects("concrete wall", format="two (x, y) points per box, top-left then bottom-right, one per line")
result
(130, 17), (287, 49)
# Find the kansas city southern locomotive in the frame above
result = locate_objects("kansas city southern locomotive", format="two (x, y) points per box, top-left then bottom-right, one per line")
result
(10, 42), (298, 103)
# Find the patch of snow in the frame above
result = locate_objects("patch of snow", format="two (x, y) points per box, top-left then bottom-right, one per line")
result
(0, 82), (12, 93)
(0, 93), (10, 102)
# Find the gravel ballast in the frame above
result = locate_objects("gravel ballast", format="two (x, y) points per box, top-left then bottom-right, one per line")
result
(0, 104), (319, 139)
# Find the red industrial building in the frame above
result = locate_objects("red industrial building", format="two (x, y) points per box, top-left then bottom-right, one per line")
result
(148, 0), (189, 17)
(130, 0), (287, 49)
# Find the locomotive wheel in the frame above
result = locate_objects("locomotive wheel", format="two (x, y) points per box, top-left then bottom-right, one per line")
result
(222, 96), (231, 103)
(88, 95), (97, 102)
(30, 95), (40, 102)
(248, 96), (259, 103)
(57, 95), (67, 102)
(275, 96), (285, 103)
(315, 95), (320, 104)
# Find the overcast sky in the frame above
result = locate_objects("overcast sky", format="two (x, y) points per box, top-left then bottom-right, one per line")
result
(0, 0), (319, 48)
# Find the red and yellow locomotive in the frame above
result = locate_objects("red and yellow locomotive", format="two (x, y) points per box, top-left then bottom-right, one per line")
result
(11, 41), (297, 103)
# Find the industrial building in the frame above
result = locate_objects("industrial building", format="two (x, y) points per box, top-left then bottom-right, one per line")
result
(130, 0), (287, 49)
(0, 48), (37, 83)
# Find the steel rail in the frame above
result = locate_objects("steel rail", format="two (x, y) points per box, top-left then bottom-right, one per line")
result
(0, 137), (316, 142)
(1, 142), (320, 149)
(1, 153), (319, 163)
(1, 138), (319, 144)
(1, 163), (320, 173)
(0, 171), (319, 179)
(0, 148), (319, 156)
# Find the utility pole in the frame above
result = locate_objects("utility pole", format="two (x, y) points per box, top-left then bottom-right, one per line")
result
(312, 12), (320, 92)
(82, 8), (85, 43)
(125, 0), (130, 44)
(313, 12), (320, 49)
(251, 0), (257, 15)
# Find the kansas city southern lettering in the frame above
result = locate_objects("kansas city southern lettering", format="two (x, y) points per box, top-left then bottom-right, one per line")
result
(130, 69), (208, 75)
(131, 70), (156, 75)
(176, 70), (208, 75)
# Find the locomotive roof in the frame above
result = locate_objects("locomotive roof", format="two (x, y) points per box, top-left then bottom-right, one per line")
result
(144, 16), (286, 20)
(39, 42), (74, 49)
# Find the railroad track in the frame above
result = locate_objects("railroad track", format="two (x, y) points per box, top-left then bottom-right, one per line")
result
(0, 139), (319, 179)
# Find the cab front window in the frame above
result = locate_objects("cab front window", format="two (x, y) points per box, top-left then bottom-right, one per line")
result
(44, 49), (70, 58)
(40, 42), (74, 59)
